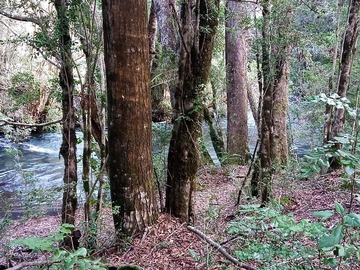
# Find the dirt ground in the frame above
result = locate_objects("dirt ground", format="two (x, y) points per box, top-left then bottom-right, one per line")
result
(1, 165), (359, 269)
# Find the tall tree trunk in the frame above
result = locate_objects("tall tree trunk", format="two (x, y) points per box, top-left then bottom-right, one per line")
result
(166, 0), (220, 222)
(251, 0), (291, 203)
(102, 0), (158, 236)
(149, 0), (158, 71)
(272, 57), (290, 164)
(55, 0), (78, 229)
(330, 0), (360, 170)
(323, 0), (345, 144)
(150, 0), (177, 122)
(226, 1), (250, 164)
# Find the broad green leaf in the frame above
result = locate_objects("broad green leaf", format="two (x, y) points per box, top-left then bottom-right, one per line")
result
(344, 166), (355, 176)
(344, 213), (360, 227)
(328, 99), (336, 106)
(323, 257), (338, 267)
(311, 210), (334, 220)
(73, 247), (87, 257)
(318, 225), (344, 249)
(335, 202), (346, 215)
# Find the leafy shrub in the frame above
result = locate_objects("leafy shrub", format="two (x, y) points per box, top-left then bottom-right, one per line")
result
(11, 224), (107, 270)
(228, 203), (360, 269)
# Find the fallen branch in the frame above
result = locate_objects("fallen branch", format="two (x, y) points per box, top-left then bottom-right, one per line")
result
(0, 118), (63, 127)
(7, 260), (56, 270)
(187, 226), (256, 270)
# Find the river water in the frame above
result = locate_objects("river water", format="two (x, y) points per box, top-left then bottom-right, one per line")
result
(0, 133), (82, 218)
(0, 115), (313, 219)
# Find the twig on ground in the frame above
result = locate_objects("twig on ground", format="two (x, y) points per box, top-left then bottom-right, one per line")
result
(187, 226), (256, 270)
(236, 139), (259, 205)
(7, 260), (56, 270)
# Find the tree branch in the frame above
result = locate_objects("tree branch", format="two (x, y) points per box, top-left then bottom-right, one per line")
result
(0, 118), (63, 127)
(7, 260), (57, 270)
(187, 226), (256, 270)
(0, 9), (42, 26)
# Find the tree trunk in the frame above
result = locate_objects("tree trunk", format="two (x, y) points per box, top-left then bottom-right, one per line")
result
(102, 0), (158, 236)
(151, 0), (178, 120)
(54, 0), (78, 229)
(149, 0), (158, 72)
(226, 1), (249, 164)
(330, 0), (360, 170)
(323, 0), (344, 144)
(251, 0), (291, 203)
(166, 0), (219, 222)
(272, 57), (290, 164)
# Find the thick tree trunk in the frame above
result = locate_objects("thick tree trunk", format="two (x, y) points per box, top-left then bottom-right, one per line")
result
(54, 0), (78, 229)
(166, 0), (219, 222)
(102, 0), (158, 236)
(330, 0), (360, 169)
(272, 58), (290, 164)
(226, 1), (249, 164)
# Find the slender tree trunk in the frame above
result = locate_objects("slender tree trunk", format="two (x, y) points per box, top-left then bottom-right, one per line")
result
(102, 0), (158, 236)
(166, 0), (219, 222)
(251, 0), (291, 203)
(323, 0), (344, 144)
(247, 83), (259, 128)
(226, 1), (249, 164)
(149, 0), (157, 72)
(330, 0), (360, 170)
(55, 0), (78, 228)
(154, 0), (178, 111)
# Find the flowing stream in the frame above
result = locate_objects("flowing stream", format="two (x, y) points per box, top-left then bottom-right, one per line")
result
(0, 114), (313, 219)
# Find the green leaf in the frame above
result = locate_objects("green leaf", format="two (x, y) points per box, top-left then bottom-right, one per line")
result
(311, 210), (334, 220)
(344, 213), (360, 227)
(335, 202), (346, 215)
(318, 225), (344, 249)
(73, 247), (87, 257)
(323, 257), (338, 267)
(344, 166), (355, 176)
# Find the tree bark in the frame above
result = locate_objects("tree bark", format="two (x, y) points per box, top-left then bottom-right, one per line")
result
(166, 0), (220, 222)
(226, 0), (250, 164)
(54, 0), (78, 229)
(102, 0), (158, 236)
(330, 0), (360, 170)
(149, 0), (158, 72)
(251, 0), (291, 202)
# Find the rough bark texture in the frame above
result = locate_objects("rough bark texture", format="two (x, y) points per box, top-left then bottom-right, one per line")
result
(323, 0), (344, 144)
(330, 0), (360, 169)
(272, 57), (290, 164)
(166, 0), (220, 222)
(226, 1), (249, 164)
(152, 0), (178, 118)
(102, 0), (158, 236)
(55, 0), (78, 228)
(149, 0), (158, 72)
(251, 0), (291, 202)
(154, 0), (177, 53)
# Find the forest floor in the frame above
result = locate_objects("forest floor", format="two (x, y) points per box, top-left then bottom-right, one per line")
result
(1, 165), (359, 269)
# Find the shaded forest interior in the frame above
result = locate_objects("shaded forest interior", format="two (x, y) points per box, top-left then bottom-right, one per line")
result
(0, 0), (360, 269)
